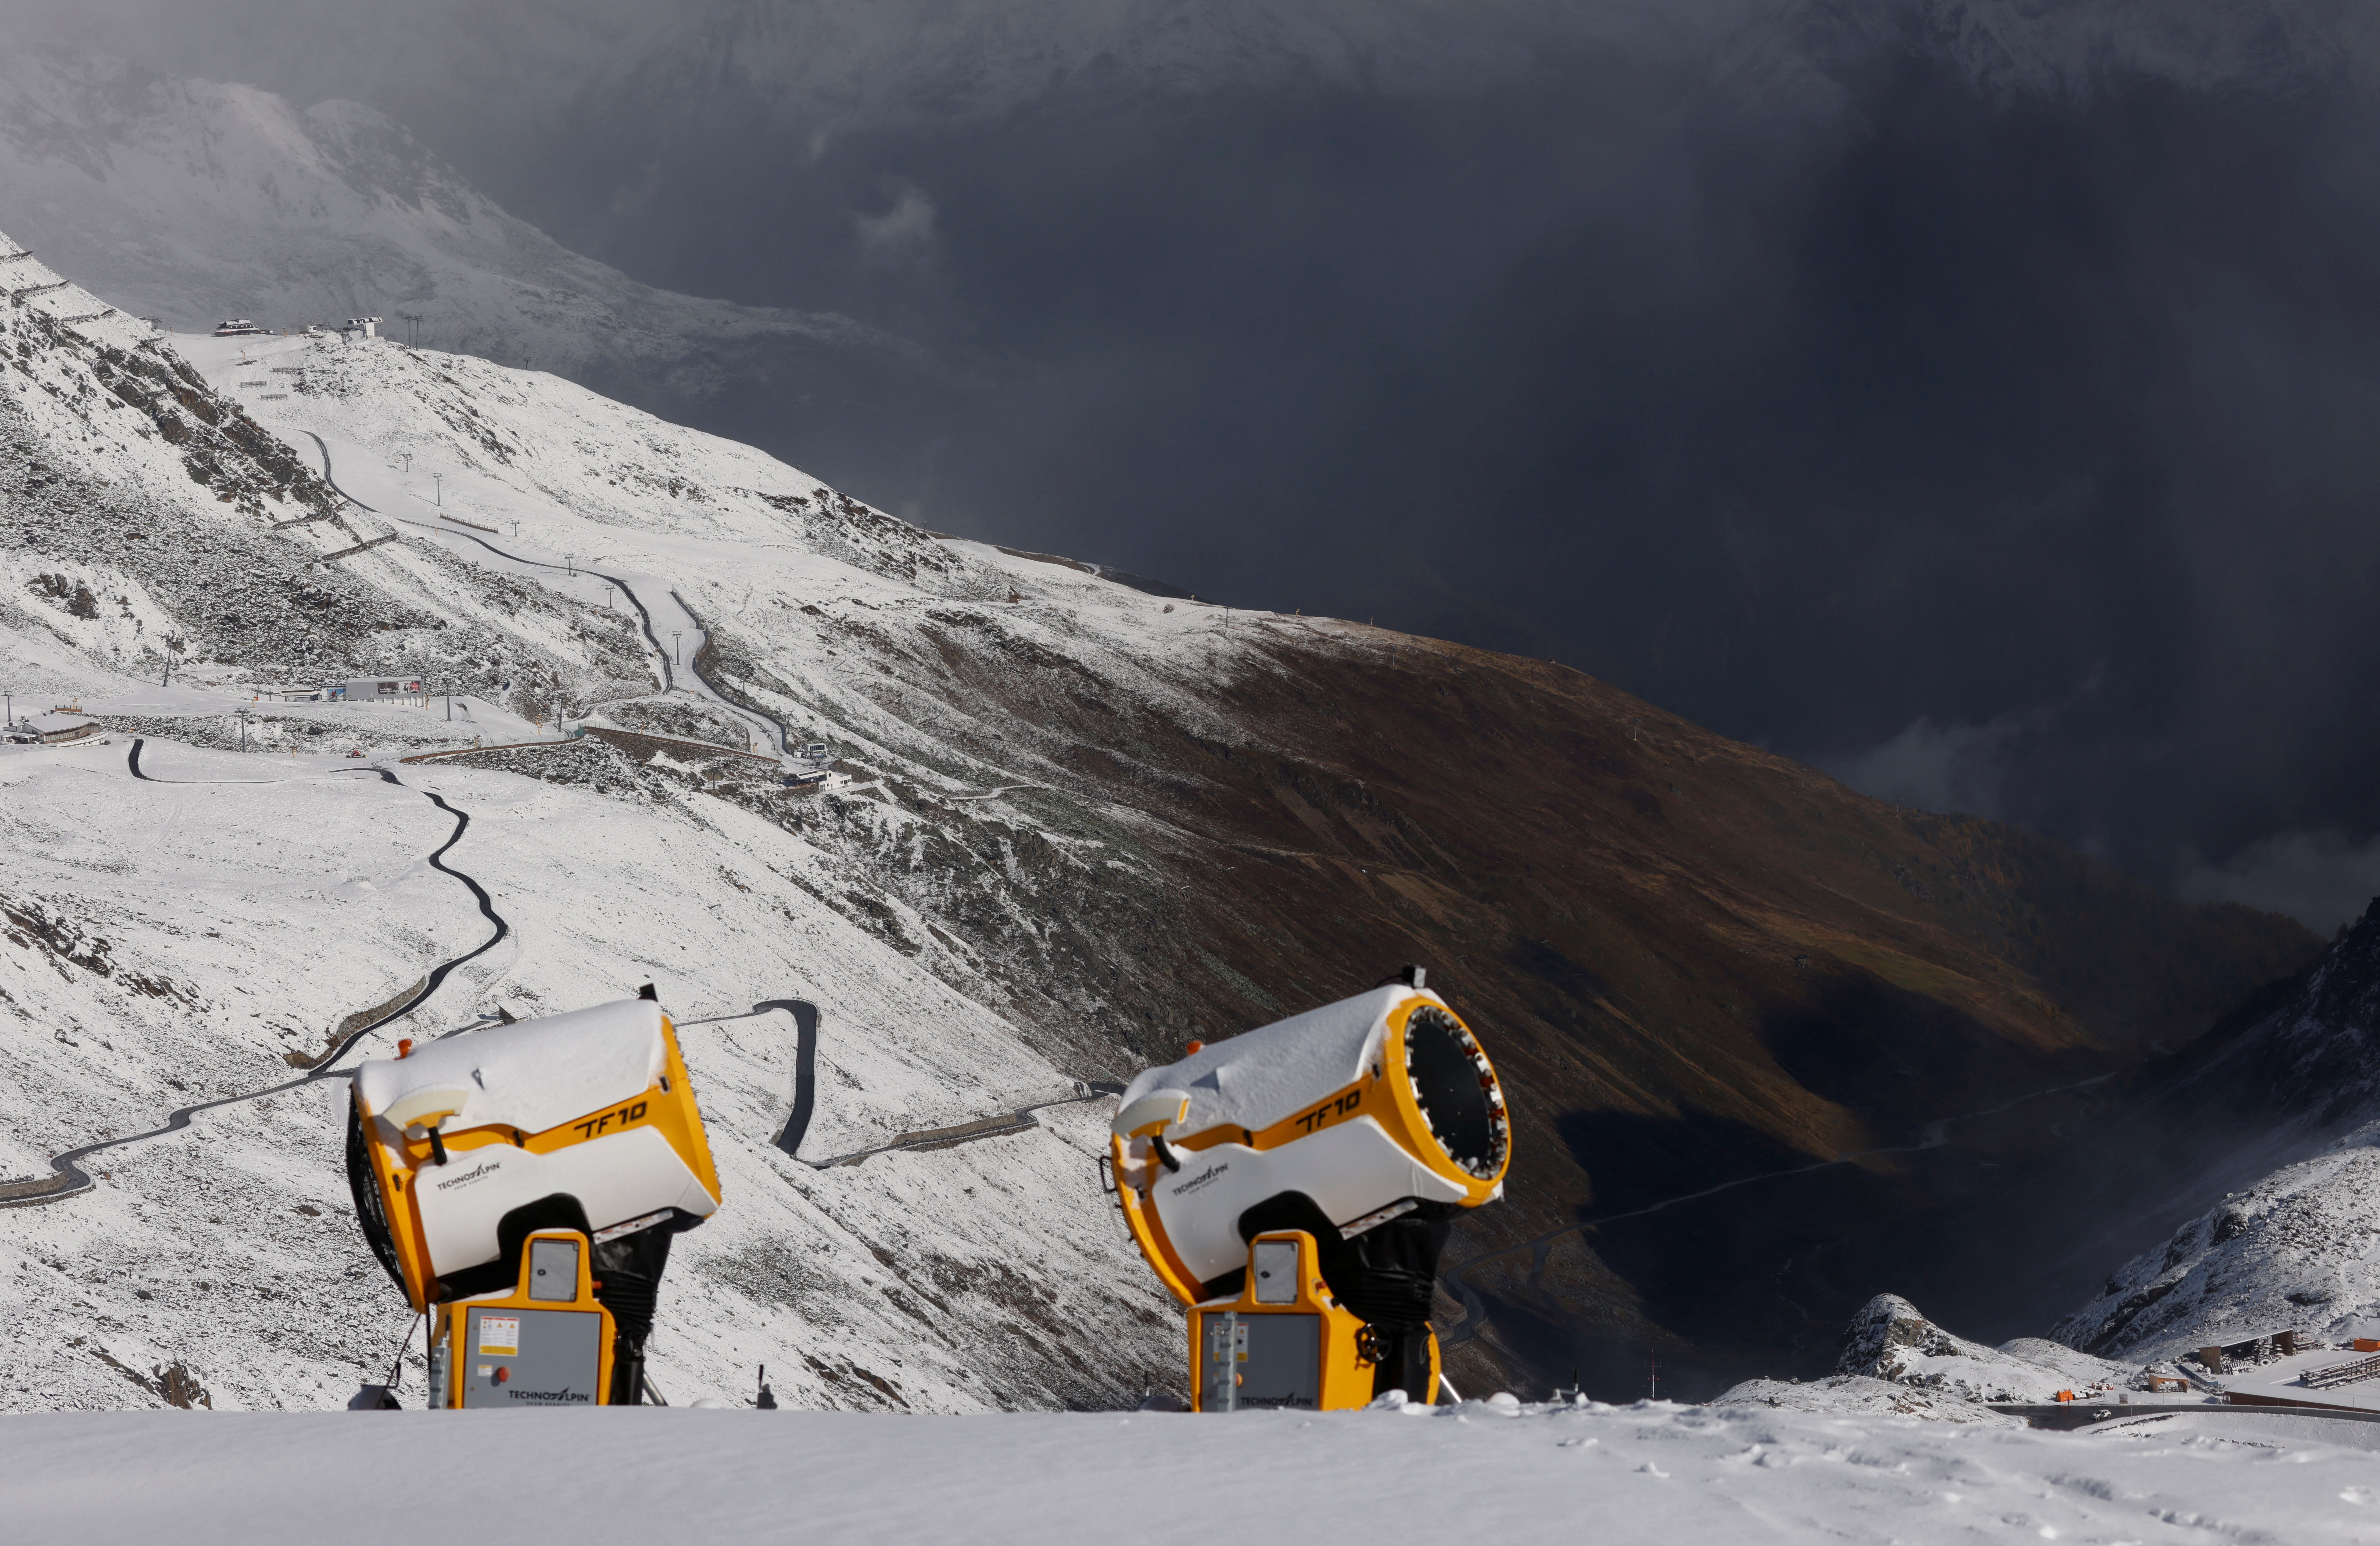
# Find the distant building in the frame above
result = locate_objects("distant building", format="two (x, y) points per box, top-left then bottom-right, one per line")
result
(335, 678), (424, 703)
(21, 714), (100, 744)
(212, 319), (270, 337)
(344, 317), (381, 340)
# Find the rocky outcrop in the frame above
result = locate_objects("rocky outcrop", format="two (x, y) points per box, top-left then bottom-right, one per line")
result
(2054, 1145), (2380, 1361)
(1716, 1293), (2135, 1419)
(1835, 1294), (2131, 1404)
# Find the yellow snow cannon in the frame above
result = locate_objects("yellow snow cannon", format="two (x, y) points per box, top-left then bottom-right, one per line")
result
(345, 991), (722, 1407)
(1106, 968), (1509, 1410)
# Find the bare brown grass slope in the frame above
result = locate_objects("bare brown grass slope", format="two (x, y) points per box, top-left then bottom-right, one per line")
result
(722, 604), (2317, 1397)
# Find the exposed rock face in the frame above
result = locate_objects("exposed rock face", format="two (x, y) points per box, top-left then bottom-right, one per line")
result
(2203, 898), (2380, 1127)
(2054, 1146), (2380, 1361)
(1714, 1293), (2134, 1420)
(1838, 1294), (1975, 1381)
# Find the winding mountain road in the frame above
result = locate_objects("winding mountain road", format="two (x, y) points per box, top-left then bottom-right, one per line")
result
(294, 429), (785, 756)
(942, 785), (1053, 803)
(4, 436), (1116, 1211)
(795, 1083), (1126, 1170)
(5, 793), (1108, 1208)
(0, 742), (513, 1208)
(685, 998), (1117, 1170)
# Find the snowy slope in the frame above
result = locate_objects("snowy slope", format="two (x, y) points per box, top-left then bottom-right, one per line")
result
(0, 225), (1245, 1412)
(167, 318), (1296, 1080)
(0, 727), (1180, 1412)
(12, 1398), (2380, 1545)
(0, 238), (659, 709)
(0, 227), (155, 355)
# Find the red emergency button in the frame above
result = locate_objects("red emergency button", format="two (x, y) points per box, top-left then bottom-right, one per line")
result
(494, 1366), (510, 1384)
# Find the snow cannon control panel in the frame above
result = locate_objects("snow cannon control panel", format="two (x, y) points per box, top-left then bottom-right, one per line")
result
(345, 996), (724, 1407)
(429, 1228), (614, 1408)
(1107, 972), (1511, 1410)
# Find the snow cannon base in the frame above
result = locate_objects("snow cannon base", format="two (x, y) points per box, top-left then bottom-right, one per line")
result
(1187, 1229), (1441, 1411)
(427, 1227), (616, 1408)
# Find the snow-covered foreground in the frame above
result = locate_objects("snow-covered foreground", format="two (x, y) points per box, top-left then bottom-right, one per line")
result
(10, 1401), (2379, 1544)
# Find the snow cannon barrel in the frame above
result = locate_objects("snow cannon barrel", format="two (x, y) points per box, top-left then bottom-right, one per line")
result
(345, 996), (722, 1407)
(1107, 974), (1509, 1409)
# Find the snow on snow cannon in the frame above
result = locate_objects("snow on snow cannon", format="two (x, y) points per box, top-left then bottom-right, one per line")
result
(1107, 969), (1509, 1410)
(344, 994), (722, 1407)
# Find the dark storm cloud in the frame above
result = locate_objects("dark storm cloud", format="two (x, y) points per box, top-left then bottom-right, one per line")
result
(12, 0), (2380, 923)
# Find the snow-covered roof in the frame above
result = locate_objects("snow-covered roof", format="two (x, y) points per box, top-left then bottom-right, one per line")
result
(355, 998), (667, 1137)
(1117, 985), (1440, 1138)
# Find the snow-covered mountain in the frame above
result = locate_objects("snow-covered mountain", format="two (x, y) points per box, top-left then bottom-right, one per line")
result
(1831, 1294), (2132, 1404)
(0, 48), (948, 465)
(2, 202), (2325, 1408)
(0, 247), (1192, 1410)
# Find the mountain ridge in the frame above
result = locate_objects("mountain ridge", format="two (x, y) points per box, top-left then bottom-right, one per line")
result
(0, 46), (961, 497)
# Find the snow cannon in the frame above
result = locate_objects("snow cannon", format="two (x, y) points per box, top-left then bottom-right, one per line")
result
(1107, 970), (1509, 1410)
(345, 994), (722, 1407)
